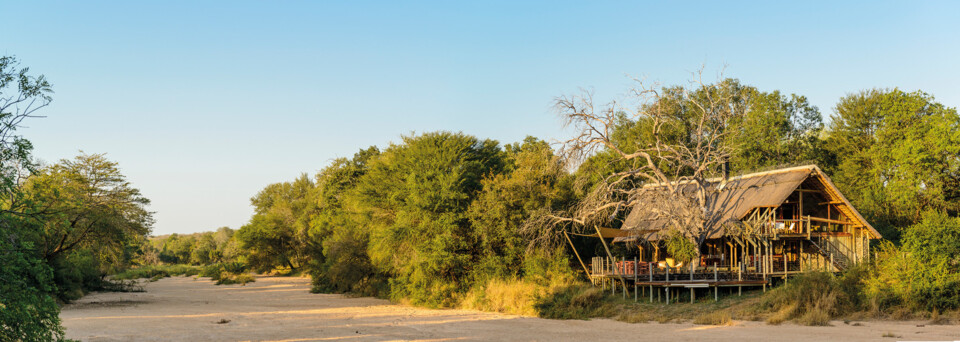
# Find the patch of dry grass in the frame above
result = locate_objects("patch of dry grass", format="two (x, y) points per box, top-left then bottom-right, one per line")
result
(693, 311), (734, 326)
(460, 278), (542, 316)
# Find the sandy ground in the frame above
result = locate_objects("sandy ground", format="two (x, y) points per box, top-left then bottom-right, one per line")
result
(61, 276), (960, 342)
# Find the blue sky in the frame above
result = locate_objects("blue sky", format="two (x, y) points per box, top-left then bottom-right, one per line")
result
(2, 1), (958, 235)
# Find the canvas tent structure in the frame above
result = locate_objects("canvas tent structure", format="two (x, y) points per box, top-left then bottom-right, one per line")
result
(571, 165), (881, 302)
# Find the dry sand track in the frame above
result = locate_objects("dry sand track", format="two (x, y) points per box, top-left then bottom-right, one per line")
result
(61, 276), (960, 342)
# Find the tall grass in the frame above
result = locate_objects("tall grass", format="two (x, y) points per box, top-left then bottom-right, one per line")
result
(760, 271), (855, 325)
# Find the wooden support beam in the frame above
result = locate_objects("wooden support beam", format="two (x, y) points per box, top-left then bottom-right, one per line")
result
(562, 231), (591, 279)
(808, 216), (856, 225)
(593, 226), (627, 291)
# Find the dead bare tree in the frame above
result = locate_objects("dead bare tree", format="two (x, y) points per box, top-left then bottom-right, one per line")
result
(526, 69), (747, 260)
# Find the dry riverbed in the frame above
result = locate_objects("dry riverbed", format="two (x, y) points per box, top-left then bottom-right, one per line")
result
(61, 276), (960, 342)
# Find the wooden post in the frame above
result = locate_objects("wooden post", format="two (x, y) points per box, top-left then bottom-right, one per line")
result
(634, 257), (638, 302)
(784, 249), (788, 275)
(594, 227), (626, 291)
(666, 287), (670, 305)
(563, 231), (591, 279)
(738, 263), (742, 296)
(649, 263), (654, 303)
(714, 262), (718, 281)
(622, 258), (626, 300)
(690, 288), (695, 304)
(714, 285), (718, 301)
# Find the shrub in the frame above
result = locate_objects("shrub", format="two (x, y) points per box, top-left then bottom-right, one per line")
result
(215, 272), (255, 285)
(864, 212), (960, 313)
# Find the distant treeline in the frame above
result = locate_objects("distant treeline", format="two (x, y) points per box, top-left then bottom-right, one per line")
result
(141, 228), (241, 266)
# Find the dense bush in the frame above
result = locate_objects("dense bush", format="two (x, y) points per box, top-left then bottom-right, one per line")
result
(864, 211), (960, 312)
(0, 238), (64, 341)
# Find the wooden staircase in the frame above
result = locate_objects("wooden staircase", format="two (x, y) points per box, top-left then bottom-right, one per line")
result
(809, 238), (852, 271)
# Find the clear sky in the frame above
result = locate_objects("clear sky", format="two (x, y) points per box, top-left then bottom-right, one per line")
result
(2, 1), (958, 235)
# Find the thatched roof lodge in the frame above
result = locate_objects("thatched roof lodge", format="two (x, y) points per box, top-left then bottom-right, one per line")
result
(578, 165), (881, 302)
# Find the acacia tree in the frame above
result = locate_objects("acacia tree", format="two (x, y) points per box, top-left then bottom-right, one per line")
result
(467, 137), (574, 281)
(533, 72), (749, 260)
(237, 174), (317, 271)
(22, 153), (153, 263)
(357, 132), (505, 306)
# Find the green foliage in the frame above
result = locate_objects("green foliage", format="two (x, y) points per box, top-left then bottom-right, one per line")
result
(574, 79), (825, 189)
(0, 237), (64, 342)
(467, 137), (574, 282)
(864, 211), (960, 312)
(827, 89), (960, 239)
(199, 262), (254, 285)
(0, 56), (72, 340)
(141, 228), (241, 266)
(309, 147), (383, 295)
(0, 56), (51, 197)
(214, 272), (255, 285)
(358, 132), (506, 306)
(237, 174), (317, 272)
(665, 231), (697, 264)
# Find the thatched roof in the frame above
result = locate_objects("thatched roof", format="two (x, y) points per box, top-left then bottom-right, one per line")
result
(613, 165), (881, 242)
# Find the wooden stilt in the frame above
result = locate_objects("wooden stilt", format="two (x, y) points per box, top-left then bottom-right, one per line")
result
(562, 231), (590, 280)
(634, 257), (638, 302)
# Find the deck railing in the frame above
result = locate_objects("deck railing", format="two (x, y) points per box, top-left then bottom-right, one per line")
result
(590, 256), (770, 282)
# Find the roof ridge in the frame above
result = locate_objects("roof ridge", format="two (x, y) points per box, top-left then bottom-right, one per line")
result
(641, 164), (819, 188)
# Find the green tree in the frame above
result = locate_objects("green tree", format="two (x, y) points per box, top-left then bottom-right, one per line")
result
(0, 55), (64, 340)
(23, 153), (153, 263)
(467, 137), (574, 281)
(357, 132), (505, 306)
(309, 147), (382, 294)
(15, 153), (153, 300)
(827, 89), (960, 239)
(237, 174), (317, 272)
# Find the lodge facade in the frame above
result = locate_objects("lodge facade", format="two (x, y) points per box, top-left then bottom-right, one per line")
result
(569, 165), (882, 302)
